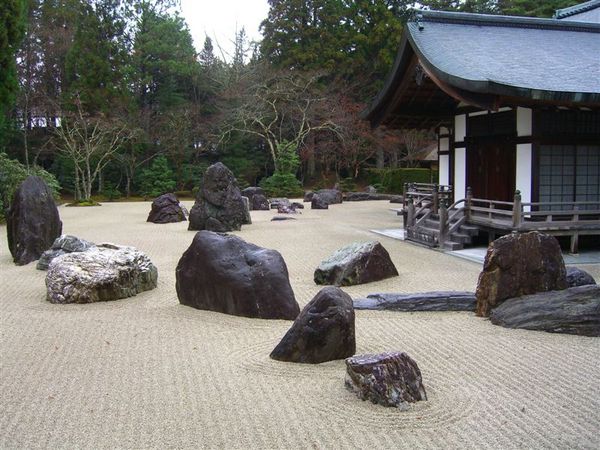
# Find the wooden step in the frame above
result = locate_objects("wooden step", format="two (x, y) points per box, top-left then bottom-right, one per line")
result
(450, 232), (472, 244)
(442, 240), (463, 251)
(459, 224), (480, 236)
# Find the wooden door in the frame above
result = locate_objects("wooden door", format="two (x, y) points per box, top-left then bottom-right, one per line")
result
(466, 142), (515, 202)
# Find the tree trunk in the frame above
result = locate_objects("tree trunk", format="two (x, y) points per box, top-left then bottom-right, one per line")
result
(376, 148), (384, 169)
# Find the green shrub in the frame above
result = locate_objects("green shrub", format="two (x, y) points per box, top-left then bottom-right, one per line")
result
(0, 152), (61, 220)
(138, 156), (176, 199)
(259, 172), (304, 198)
(365, 168), (438, 194)
(102, 185), (122, 202)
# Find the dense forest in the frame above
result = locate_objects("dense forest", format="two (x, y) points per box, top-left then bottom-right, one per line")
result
(0, 0), (582, 205)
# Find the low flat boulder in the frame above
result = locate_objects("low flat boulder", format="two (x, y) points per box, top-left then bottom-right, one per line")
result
(344, 192), (397, 202)
(489, 285), (600, 336)
(37, 235), (95, 270)
(566, 267), (596, 287)
(389, 196), (403, 204)
(147, 193), (187, 223)
(354, 291), (476, 311)
(345, 352), (427, 409)
(270, 287), (355, 363)
(271, 216), (297, 221)
(476, 232), (567, 317)
(46, 243), (158, 304)
(311, 194), (328, 210)
(270, 198), (291, 210)
(315, 189), (342, 205)
(176, 231), (300, 319)
(314, 241), (398, 286)
(7, 176), (62, 265)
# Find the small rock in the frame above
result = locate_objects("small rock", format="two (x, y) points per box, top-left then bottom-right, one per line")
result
(147, 193), (187, 223)
(314, 241), (398, 286)
(37, 235), (95, 270)
(345, 352), (427, 409)
(270, 198), (291, 210)
(271, 216), (297, 221)
(566, 267), (596, 287)
(270, 286), (355, 363)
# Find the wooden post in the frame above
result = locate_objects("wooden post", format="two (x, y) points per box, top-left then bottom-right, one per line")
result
(512, 190), (522, 228)
(403, 183), (408, 208)
(432, 184), (439, 214)
(466, 187), (472, 222)
(570, 233), (579, 254)
(406, 198), (415, 230)
(438, 203), (448, 246)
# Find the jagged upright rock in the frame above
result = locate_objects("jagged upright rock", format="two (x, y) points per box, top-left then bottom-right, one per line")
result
(7, 176), (62, 265)
(476, 232), (567, 316)
(147, 193), (187, 223)
(314, 241), (398, 286)
(176, 231), (300, 319)
(270, 287), (355, 363)
(188, 163), (248, 232)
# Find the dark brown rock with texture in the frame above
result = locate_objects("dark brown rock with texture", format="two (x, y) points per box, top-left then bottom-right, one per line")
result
(475, 232), (567, 317)
(7, 176), (62, 265)
(311, 194), (328, 210)
(345, 352), (427, 409)
(303, 191), (314, 202)
(315, 189), (343, 205)
(176, 231), (300, 319)
(566, 267), (596, 287)
(241, 187), (269, 211)
(489, 285), (600, 336)
(314, 241), (398, 286)
(147, 193), (187, 223)
(354, 291), (476, 311)
(188, 163), (247, 232)
(270, 286), (355, 363)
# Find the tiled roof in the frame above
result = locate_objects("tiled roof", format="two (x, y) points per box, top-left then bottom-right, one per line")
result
(407, 10), (600, 102)
(554, 0), (600, 21)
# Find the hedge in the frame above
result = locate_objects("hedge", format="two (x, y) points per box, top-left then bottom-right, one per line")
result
(365, 168), (438, 194)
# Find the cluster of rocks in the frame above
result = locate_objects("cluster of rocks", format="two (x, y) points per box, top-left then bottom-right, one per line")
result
(6, 176), (62, 265)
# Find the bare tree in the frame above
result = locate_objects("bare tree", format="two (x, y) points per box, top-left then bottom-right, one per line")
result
(52, 97), (135, 201)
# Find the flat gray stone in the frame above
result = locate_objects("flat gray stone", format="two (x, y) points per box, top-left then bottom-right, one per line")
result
(354, 291), (476, 311)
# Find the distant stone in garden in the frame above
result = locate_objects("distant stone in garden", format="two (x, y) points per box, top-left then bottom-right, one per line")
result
(345, 352), (427, 409)
(291, 202), (304, 209)
(566, 267), (596, 287)
(241, 196), (252, 225)
(46, 243), (158, 304)
(314, 241), (398, 286)
(476, 232), (567, 317)
(37, 235), (95, 270)
(188, 163), (248, 232)
(7, 175), (62, 265)
(270, 198), (291, 210)
(344, 192), (397, 201)
(179, 203), (189, 219)
(311, 194), (329, 209)
(354, 291), (476, 312)
(489, 285), (600, 337)
(365, 185), (377, 194)
(270, 286), (355, 363)
(277, 204), (299, 214)
(241, 187), (270, 211)
(271, 216), (297, 221)
(147, 193), (187, 223)
(389, 196), (403, 204)
(303, 191), (314, 202)
(176, 231), (300, 319)
(315, 189), (343, 205)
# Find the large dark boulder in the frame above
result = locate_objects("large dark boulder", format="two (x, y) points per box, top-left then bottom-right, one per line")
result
(241, 187), (270, 211)
(489, 285), (600, 337)
(7, 176), (62, 265)
(345, 352), (427, 409)
(270, 287), (355, 363)
(176, 231), (300, 319)
(566, 267), (596, 287)
(311, 194), (329, 210)
(188, 163), (247, 232)
(314, 241), (398, 286)
(37, 235), (95, 270)
(315, 189), (342, 205)
(147, 193), (187, 223)
(303, 191), (314, 202)
(46, 243), (158, 304)
(354, 291), (476, 312)
(476, 232), (567, 317)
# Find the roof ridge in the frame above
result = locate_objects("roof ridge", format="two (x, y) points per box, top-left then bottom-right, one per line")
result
(415, 9), (600, 33)
(554, 0), (600, 19)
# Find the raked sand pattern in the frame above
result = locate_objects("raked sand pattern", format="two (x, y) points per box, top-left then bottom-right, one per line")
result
(1, 200), (599, 449)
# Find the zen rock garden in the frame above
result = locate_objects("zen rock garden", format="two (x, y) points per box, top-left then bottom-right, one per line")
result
(4, 169), (599, 414)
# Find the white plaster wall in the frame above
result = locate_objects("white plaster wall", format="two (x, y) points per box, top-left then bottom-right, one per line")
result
(454, 148), (466, 200)
(455, 114), (466, 142)
(439, 137), (449, 151)
(517, 107), (533, 137)
(516, 144), (532, 212)
(439, 155), (450, 186)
